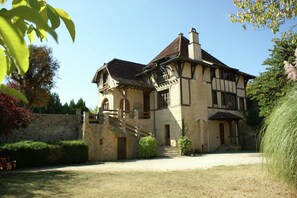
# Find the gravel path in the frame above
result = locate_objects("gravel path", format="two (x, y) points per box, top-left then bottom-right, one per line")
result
(21, 152), (261, 173)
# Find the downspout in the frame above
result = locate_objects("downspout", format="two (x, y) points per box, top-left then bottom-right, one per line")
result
(153, 91), (156, 137)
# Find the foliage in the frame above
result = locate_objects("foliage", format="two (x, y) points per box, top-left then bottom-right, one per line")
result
(58, 140), (88, 164)
(247, 32), (297, 117)
(0, 140), (88, 168)
(0, 89), (32, 135)
(10, 45), (60, 108)
(138, 136), (157, 159)
(244, 101), (263, 131)
(34, 92), (63, 113)
(64, 98), (89, 114)
(34, 93), (89, 114)
(181, 118), (188, 136)
(230, 0), (297, 33)
(89, 106), (99, 114)
(0, 0), (75, 101)
(260, 84), (297, 186)
(178, 136), (191, 155)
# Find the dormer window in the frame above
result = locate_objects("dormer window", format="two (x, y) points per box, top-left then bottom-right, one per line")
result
(103, 72), (108, 84)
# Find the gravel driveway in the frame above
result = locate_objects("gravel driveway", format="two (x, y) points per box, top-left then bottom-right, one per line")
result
(23, 152), (261, 173)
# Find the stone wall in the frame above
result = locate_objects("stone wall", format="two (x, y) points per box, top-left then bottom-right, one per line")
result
(82, 113), (140, 162)
(0, 113), (82, 144)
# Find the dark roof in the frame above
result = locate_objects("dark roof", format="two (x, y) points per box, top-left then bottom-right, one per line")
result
(208, 112), (242, 120)
(146, 33), (251, 75)
(92, 59), (152, 89)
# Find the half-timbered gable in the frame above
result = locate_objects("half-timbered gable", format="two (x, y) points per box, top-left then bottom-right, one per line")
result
(91, 28), (255, 159)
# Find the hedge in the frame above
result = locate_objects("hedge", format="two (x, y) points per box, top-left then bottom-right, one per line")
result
(0, 140), (88, 168)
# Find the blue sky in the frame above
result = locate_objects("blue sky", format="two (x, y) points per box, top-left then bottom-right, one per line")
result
(38, 0), (288, 108)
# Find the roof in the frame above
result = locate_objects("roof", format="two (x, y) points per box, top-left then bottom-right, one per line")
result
(208, 112), (242, 120)
(92, 59), (153, 89)
(146, 33), (253, 77)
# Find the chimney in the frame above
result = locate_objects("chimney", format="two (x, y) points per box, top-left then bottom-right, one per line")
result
(188, 28), (202, 61)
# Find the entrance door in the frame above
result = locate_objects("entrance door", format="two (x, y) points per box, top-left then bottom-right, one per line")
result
(219, 123), (225, 144)
(117, 137), (126, 160)
(165, 125), (170, 146)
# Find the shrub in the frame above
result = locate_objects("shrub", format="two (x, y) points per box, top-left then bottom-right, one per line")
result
(178, 136), (191, 155)
(138, 136), (157, 159)
(58, 140), (88, 164)
(0, 140), (88, 168)
(260, 85), (297, 186)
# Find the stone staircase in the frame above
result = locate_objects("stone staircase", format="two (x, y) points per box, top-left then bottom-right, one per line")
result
(157, 146), (180, 157)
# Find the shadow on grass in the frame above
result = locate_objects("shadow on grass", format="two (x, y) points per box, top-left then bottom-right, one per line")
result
(0, 171), (77, 197)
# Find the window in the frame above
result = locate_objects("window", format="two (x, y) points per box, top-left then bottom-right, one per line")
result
(158, 89), (170, 108)
(221, 92), (226, 106)
(219, 69), (235, 81)
(226, 94), (236, 110)
(221, 92), (236, 110)
(239, 97), (245, 111)
(211, 69), (216, 78)
(102, 98), (109, 110)
(102, 72), (108, 84)
(212, 91), (218, 105)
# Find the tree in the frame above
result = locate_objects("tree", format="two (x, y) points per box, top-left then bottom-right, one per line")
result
(34, 92), (63, 114)
(66, 98), (89, 114)
(230, 0), (297, 33)
(230, 0), (297, 186)
(34, 94), (90, 114)
(10, 45), (60, 108)
(247, 32), (296, 117)
(0, 0), (75, 101)
(0, 88), (32, 135)
(76, 98), (89, 113)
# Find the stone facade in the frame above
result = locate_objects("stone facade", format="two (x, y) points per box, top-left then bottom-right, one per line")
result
(91, 28), (256, 160)
(0, 112), (82, 144)
(82, 112), (142, 161)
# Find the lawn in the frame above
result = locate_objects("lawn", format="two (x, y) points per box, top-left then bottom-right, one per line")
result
(0, 164), (296, 198)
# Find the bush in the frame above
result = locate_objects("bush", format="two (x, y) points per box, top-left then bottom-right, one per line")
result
(260, 85), (297, 186)
(58, 140), (88, 164)
(0, 140), (88, 168)
(138, 136), (157, 159)
(178, 136), (191, 155)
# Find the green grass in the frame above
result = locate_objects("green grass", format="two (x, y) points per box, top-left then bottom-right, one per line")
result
(0, 165), (296, 198)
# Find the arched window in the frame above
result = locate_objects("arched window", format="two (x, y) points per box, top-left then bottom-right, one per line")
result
(101, 98), (109, 110)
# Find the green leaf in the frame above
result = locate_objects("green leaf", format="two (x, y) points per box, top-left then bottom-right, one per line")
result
(0, 84), (28, 103)
(0, 16), (29, 76)
(27, 25), (35, 44)
(27, 0), (40, 10)
(55, 8), (75, 42)
(1, 6), (58, 42)
(39, 4), (47, 23)
(12, 0), (26, 8)
(0, 48), (7, 83)
(243, 24), (247, 30)
(36, 27), (47, 41)
(13, 18), (28, 36)
(47, 5), (60, 29)
(0, 0), (7, 4)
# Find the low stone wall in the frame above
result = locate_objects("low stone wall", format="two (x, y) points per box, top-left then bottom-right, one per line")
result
(0, 113), (82, 144)
(82, 113), (140, 162)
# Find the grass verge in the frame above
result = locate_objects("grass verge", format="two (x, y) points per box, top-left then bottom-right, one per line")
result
(0, 164), (296, 197)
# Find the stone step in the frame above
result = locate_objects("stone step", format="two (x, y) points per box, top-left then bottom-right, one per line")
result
(157, 146), (180, 157)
